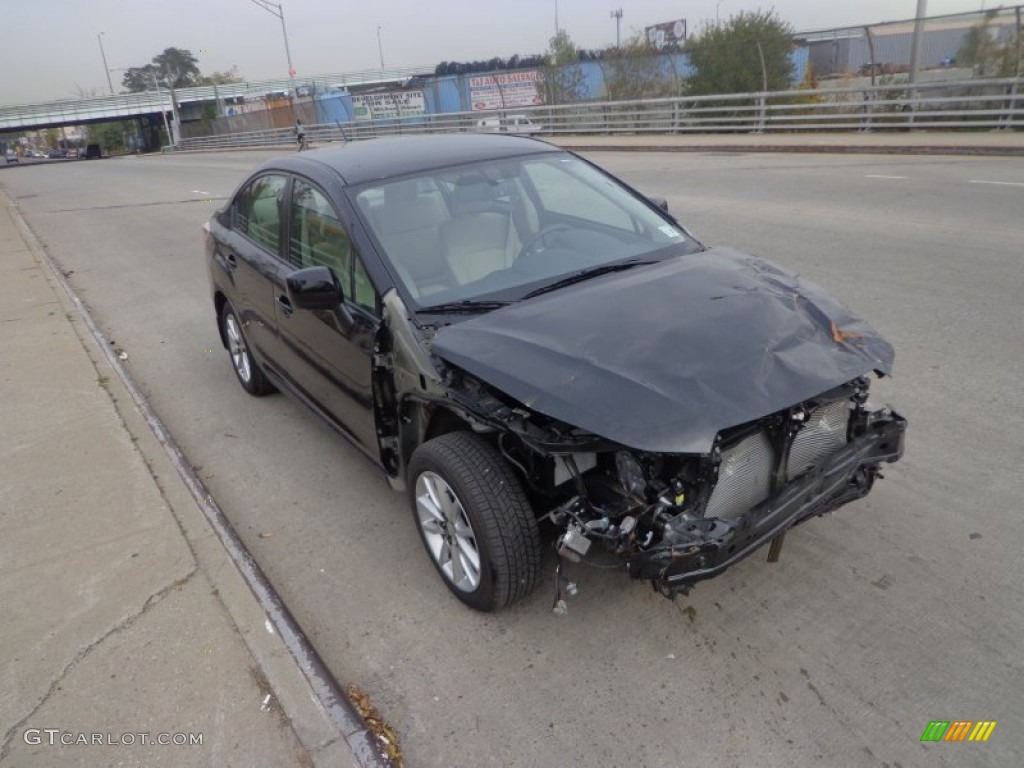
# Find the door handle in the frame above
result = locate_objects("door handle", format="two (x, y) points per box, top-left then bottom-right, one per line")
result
(276, 294), (294, 317)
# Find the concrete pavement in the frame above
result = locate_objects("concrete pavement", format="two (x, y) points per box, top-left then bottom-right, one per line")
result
(0, 197), (378, 767)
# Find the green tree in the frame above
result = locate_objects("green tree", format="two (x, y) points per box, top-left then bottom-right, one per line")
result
(120, 65), (158, 93)
(200, 66), (244, 86)
(600, 33), (681, 100)
(539, 30), (587, 105)
(121, 47), (201, 92)
(88, 121), (131, 152)
(957, 11), (1016, 77)
(684, 10), (794, 96)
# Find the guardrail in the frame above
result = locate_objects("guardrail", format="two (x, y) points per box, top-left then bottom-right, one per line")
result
(177, 78), (1022, 151)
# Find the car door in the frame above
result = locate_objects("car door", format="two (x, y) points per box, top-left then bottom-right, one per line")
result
(219, 173), (291, 372)
(274, 177), (380, 458)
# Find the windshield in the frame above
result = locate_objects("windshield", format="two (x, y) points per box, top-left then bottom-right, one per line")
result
(351, 152), (701, 309)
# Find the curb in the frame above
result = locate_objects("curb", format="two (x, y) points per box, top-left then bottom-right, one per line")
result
(6, 198), (389, 768)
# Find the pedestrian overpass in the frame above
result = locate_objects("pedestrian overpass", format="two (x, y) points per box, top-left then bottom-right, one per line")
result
(0, 90), (175, 132)
(0, 67), (426, 134)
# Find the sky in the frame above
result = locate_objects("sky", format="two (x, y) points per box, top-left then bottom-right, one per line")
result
(0, 0), (995, 105)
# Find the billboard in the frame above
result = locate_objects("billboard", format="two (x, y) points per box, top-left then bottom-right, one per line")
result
(352, 90), (426, 120)
(469, 70), (543, 111)
(645, 19), (687, 47)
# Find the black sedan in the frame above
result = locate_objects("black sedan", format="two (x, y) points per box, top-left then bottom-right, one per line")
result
(204, 134), (905, 611)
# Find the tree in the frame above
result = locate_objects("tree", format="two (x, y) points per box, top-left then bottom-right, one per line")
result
(957, 11), (1016, 77)
(121, 64), (159, 93)
(600, 33), (681, 101)
(539, 30), (587, 105)
(88, 121), (131, 152)
(121, 47), (201, 92)
(684, 10), (794, 96)
(153, 47), (201, 88)
(200, 66), (244, 86)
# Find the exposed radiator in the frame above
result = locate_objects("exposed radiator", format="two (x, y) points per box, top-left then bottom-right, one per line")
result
(787, 400), (851, 479)
(705, 431), (775, 520)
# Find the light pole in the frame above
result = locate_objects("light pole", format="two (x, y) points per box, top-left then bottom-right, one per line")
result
(555, 0), (559, 36)
(377, 24), (385, 69)
(908, 0), (927, 84)
(97, 32), (114, 94)
(248, 0), (296, 79)
(610, 9), (623, 48)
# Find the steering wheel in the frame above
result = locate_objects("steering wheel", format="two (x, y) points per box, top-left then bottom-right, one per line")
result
(517, 224), (572, 260)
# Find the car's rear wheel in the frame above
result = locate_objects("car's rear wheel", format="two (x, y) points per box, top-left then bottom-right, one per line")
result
(222, 306), (274, 396)
(408, 432), (541, 611)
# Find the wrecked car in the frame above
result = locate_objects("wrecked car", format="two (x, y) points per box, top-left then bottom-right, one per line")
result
(204, 135), (906, 612)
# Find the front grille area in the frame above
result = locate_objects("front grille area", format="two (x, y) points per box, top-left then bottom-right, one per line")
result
(704, 431), (774, 520)
(787, 400), (851, 479)
(703, 398), (853, 521)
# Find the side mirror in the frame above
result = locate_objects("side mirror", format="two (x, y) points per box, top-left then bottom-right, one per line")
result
(286, 266), (342, 310)
(647, 196), (669, 213)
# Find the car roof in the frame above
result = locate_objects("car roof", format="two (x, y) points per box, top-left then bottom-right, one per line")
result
(258, 134), (562, 186)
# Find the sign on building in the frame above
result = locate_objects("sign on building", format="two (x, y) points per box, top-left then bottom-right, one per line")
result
(469, 70), (543, 111)
(352, 90), (426, 120)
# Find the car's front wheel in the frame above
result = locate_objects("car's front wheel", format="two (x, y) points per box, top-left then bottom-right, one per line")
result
(221, 305), (274, 396)
(408, 432), (541, 611)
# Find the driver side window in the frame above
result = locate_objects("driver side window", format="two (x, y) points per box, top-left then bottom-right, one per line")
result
(289, 180), (377, 313)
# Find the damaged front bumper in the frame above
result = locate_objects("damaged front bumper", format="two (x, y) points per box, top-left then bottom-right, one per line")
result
(627, 408), (906, 594)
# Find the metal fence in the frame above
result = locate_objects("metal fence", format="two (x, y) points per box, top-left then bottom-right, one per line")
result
(176, 78), (1022, 151)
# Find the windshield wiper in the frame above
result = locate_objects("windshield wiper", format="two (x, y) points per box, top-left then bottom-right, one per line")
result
(521, 259), (656, 300)
(417, 299), (513, 314)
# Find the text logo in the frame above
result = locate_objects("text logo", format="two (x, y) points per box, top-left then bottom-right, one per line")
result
(921, 721), (997, 742)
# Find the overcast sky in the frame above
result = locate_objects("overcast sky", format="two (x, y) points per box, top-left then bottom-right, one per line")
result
(0, 0), (992, 105)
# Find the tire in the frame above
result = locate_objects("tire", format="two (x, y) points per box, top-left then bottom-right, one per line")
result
(408, 432), (541, 611)
(221, 305), (274, 396)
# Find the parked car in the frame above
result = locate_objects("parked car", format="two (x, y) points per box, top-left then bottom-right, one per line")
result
(47, 148), (68, 158)
(4, 149), (17, 164)
(204, 135), (906, 611)
(476, 114), (543, 134)
(84, 144), (102, 159)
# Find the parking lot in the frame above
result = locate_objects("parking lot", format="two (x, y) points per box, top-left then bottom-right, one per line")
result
(3, 148), (1022, 767)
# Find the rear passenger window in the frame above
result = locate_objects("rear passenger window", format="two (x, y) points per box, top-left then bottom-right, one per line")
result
(237, 175), (287, 253)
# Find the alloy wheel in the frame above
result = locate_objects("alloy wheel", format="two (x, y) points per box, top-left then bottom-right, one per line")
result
(414, 471), (481, 592)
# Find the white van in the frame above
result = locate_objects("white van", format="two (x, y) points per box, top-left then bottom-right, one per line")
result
(475, 114), (542, 135)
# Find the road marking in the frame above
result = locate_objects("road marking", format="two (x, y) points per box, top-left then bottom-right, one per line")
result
(865, 174), (907, 179)
(192, 189), (210, 195)
(969, 179), (1024, 187)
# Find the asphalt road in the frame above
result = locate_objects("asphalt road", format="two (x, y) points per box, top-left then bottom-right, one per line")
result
(4, 149), (1022, 768)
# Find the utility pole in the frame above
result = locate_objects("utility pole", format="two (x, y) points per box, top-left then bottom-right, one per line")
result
(555, 0), (559, 36)
(97, 32), (114, 94)
(377, 24), (385, 69)
(149, 73), (175, 148)
(610, 9), (623, 47)
(908, 0), (927, 84)
(248, 0), (296, 78)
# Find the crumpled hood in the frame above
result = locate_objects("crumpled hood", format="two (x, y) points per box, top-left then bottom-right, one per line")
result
(431, 248), (894, 454)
